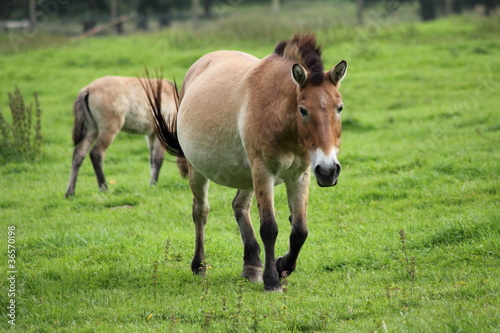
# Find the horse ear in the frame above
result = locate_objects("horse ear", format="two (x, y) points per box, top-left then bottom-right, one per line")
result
(291, 63), (307, 87)
(329, 60), (347, 86)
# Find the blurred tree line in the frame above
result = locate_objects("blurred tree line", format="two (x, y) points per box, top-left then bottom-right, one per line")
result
(357, 0), (497, 23)
(0, 0), (497, 27)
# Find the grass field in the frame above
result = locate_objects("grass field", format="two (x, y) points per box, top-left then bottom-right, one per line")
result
(0, 2), (499, 332)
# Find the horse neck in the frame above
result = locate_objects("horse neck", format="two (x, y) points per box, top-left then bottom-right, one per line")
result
(247, 56), (304, 154)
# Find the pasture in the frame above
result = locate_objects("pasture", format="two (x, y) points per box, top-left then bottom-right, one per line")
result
(0, 3), (499, 332)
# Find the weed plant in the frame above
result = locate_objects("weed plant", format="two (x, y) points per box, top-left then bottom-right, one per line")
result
(0, 86), (42, 162)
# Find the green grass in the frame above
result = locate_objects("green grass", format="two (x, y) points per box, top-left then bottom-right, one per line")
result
(0, 2), (499, 332)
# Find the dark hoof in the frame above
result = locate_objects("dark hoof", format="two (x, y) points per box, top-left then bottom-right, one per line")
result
(191, 260), (206, 277)
(241, 265), (263, 283)
(276, 256), (296, 279)
(264, 282), (283, 292)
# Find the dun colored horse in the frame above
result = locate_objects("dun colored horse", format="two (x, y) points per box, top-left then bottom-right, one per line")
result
(65, 76), (187, 198)
(147, 33), (347, 291)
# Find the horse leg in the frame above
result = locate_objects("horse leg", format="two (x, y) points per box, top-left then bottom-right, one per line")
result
(232, 190), (263, 282)
(89, 131), (116, 192)
(276, 171), (310, 278)
(189, 167), (210, 276)
(176, 157), (189, 179)
(252, 166), (281, 291)
(148, 134), (164, 186)
(65, 130), (97, 198)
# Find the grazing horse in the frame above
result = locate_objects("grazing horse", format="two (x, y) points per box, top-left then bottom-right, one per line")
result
(65, 76), (187, 198)
(147, 33), (347, 291)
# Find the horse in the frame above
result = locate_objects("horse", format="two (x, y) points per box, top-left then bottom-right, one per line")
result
(65, 76), (187, 198)
(146, 33), (347, 291)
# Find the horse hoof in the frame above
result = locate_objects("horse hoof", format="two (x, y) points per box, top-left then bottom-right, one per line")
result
(264, 283), (283, 292)
(241, 265), (263, 283)
(276, 256), (295, 279)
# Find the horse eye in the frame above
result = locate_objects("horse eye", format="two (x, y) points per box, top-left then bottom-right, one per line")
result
(299, 106), (308, 117)
(337, 104), (344, 113)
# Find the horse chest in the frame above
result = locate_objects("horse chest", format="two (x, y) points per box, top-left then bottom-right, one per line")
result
(273, 153), (309, 185)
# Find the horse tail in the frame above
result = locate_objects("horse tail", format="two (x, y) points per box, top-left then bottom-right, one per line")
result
(140, 76), (184, 158)
(72, 89), (90, 146)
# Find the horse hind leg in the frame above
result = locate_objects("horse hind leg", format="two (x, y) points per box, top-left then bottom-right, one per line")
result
(65, 130), (97, 198)
(189, 167), (210, 276)
(89, 131), (117, 192)
(232, 190), (263, 282)
(148, 134), (165, 185)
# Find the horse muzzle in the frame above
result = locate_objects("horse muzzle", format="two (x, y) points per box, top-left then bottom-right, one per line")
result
(314, 163), (341, 187)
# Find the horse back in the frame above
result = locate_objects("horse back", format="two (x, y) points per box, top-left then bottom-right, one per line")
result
(84, 76), (175, 135)
(180, 51), (258, 101)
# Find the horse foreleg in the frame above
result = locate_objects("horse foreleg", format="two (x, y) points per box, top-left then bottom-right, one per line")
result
(148, 135), (164, 185)
(276, 171), (310, 278)
(189, 167), (210, 276)
(232, 190), (262, 282)
(253, 168), (281, 291)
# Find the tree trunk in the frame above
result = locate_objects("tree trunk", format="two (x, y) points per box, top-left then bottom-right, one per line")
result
(484, 0), (495, 16)
(357, 0), (365, 25)
(110, 0), (122, 34)
(452, 0), (462, 14)
(29, 0), (36, 27)
(136, 15), (149, 31)
(204, 0), (213, 18)
(443, 0), (452, 15)
(418, 0), (437, 21)
(192, 0), (200, 30)
(272, 0), (280, 13)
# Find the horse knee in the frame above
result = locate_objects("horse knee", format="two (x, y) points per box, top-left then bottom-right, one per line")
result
(152, 156), (163, 168)
(72, 151), (85, 168)
(232, 191), (252, 219)
(232, 200), (249, 221)
(176, 157), (188, 178)
(192, 199), (209, 222)
(89, 148), (103, 164)
(260, 217), (278, 243)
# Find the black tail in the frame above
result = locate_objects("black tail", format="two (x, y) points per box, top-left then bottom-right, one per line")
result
(139, 70), (184, 158)
(72, 90), (89, 146)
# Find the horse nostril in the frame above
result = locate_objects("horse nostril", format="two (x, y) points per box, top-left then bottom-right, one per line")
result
(314, 165), (321, 176)
(315, 165), (334, 178)
(335, 163), (342, 178)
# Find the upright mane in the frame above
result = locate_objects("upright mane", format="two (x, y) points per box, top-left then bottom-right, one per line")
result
(274, 33), (324, 85)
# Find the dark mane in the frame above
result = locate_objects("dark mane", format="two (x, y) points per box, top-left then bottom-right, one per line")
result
(274, 33), (324, 85)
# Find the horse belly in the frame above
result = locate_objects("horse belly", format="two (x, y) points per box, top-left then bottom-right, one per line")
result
(179, 128), (254, 189)
(201, 158), (253, 190)
(178, 51), (258, 189)
(122, 111), (153, 135)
